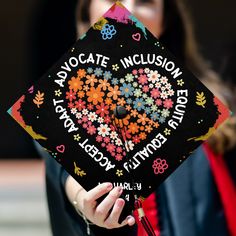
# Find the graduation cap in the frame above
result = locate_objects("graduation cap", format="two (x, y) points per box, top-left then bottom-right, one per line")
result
(8, 1), (230, 233)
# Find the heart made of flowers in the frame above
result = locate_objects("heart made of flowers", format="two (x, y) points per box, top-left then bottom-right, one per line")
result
(66, 66), (175, 161)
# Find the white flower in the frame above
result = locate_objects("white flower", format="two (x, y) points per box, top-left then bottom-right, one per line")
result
(120, 78), (125, 83)
(97, 124), (110, 137)
(160, 76), (168, 84)
(148, 70), (160, 83)
(115, 138), (123, 146)
(97, 117), (104, 123)
(161, 109), (170, 117)
(76, 112), (82, 119)
(71, 108), (77, 114)
(110, 131), (118, 140)
(155, 82), (161, 88)
(160, 91), (168, 99)
(82, 109), (88, 115)
(125, 140), (134, 151)
(165, 83), (172, 90)
(161, 86), (166, 91)
(88, 112), (97, 122)
(144, 68), (150, 73)
(149, 83), (154, 88)
(168, 89), (175, 96)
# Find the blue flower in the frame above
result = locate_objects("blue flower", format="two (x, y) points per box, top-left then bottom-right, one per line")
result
(127, 98), (132, 104)
(144, 107), (151, 114)
(101, 24), (117, 40)
(94, 67), (103, 76)
(111, 77), (118, 85)
(87, 67), (93, 74)
(103, 71), (112, 80)
(151, 112), (159, 121)
(120, 83), (134, 98)
(133, 98), (145, 111)
(159, 116), (166, 123)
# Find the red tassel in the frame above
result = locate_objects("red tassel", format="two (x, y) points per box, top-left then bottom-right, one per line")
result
(134, 197), (156, 236)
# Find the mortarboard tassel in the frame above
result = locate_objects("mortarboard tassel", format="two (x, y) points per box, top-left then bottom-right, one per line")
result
(113, 106), (156, 236)
(134, 196), (156, 236)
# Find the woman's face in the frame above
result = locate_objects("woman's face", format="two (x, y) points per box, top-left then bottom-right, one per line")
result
(89, 0), (164, 38)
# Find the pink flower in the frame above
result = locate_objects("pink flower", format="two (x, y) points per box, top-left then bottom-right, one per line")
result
(151, 88), (160, 99)
(142, 85), (149, 93)
(96, 136), (103, 142)
(116, 147), (123, 153)
(68, 102), (74, 109)
(106, 143), (116, 152)
(115, 154), (123, 161)
(104, 116), (111, 124)
(87, 125), (96, 135)
(156, 99), (162, 106)
(96, 103), (109, 117)
(82, 123), (88, 129)
(138, 68), (144, 74)
(163, 99), (173, 109)
(66, 90), (76, 101)
(138, 74), (148, 85)
(132, 135), (140, 144)
(132, 69), (138, 75)
(75, 99), (86, 111)
(152, 158), (168, 175)
(104, 136), (110, 143)
(82, 115), (88, 123)
(87, 103), (94, 110)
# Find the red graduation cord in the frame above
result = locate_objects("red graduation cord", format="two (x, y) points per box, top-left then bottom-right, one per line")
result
(112, 109), (156, 236)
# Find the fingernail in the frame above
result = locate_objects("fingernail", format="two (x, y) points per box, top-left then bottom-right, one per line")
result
(117, 199), (124, 207)
(106, 183), (113, 190)
(117, 186), (123, 194)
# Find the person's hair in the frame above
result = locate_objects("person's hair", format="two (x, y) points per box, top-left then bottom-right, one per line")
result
(76, 0), (236, 154)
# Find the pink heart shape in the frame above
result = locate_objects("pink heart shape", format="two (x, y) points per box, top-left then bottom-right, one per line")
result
(132, 33), (141, 41)
(56, 145), (65, 153)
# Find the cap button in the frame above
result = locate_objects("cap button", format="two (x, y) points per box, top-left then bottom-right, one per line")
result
(113, 106), (127, 119)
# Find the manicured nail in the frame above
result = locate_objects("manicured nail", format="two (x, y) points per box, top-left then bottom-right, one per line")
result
(106, 183), (113, 190)
(117, 199), (125, 207)
(117, 186), (123, 194)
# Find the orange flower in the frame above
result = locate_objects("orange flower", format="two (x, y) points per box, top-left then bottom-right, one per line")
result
(153, 122), (160, 129)
(83, 85), (89, 91)
(139, 132), (147, 140)
(128, 122), (139, 134)
(140, 126), (145, 131)
(105, 97), (112, 105)
(87, 87), (104, 105)
(125, 105), (132, 111)
(77, 69), (86, 78)
(145, 125), (153, 133)
(130, 109), (138, 118)
(77, 91), (85, 98)
(98, 79), (110, 90)
(68, 77), (83, 92)
(107, 85), (121, 100)
(117, 97), (126, 106)
(86, 74), (98, 86)
(110, 103), (116, 111)
(137, 113), (149, 125)
(123, 114), (130, 126)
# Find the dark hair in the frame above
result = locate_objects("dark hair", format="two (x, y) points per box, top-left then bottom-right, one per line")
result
(76, 0), (236, 154)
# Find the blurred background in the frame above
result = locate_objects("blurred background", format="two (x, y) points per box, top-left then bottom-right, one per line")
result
(0, 0), (235, 235)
